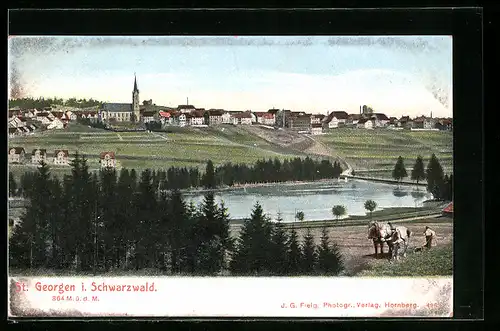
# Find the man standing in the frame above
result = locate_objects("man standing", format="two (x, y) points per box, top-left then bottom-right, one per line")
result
(424, 226), (436, 249)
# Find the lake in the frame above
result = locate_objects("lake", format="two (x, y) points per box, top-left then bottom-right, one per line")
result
(184, 179), (433, 223)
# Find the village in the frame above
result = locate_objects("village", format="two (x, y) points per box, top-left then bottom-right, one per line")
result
(8, 76), (452, 169)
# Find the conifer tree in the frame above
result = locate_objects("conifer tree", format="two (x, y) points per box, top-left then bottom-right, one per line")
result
(230, 202), (273, 275)
(301, 227), (318, 274)
(411, 155), (426, 185)
(426, 154), (445, 199)
(392, 156), (408, 184)
(269, 213), (289, 275)
(9, 172), (17, 197)
(286, 225), (303, 275)
(316, 227), (344, 275)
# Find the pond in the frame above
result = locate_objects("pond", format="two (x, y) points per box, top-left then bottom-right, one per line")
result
(184, 179), (433, 223)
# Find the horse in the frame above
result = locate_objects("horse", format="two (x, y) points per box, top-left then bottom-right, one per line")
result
(388, 226), (412, 261)
(367, 221), (393, 257)
(367, 221), (412, 260)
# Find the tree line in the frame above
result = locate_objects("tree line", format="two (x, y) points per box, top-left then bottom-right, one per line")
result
(9, 157), (342, 198)
(392, 154), (452, 201)
(9, 97), (103, 110)
(9, 155), (344, 276)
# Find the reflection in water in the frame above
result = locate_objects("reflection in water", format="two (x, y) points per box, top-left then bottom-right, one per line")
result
(186, 180), (433, 223)
(392, 187), (408, 197)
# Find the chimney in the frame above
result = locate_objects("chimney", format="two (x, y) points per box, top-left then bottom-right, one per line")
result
(187, 97), (189, 105)
(360, 105), (362, 115)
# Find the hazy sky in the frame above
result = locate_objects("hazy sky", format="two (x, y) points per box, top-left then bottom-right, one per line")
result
(8, 36), (452, 117)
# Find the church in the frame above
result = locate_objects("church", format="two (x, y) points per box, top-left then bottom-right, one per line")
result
(99, 75), (142, 122)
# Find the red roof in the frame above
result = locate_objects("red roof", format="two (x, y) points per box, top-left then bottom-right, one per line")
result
(442, 202), (453, 213)
(159, 111), (171, 118)
(100, 152), (116, 159)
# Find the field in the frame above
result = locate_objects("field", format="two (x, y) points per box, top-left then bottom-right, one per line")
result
(229, 216), (453, 276)
(8, 123), (303, 178)
(316, 128), (453, 178)
(8, 124), (453, 181)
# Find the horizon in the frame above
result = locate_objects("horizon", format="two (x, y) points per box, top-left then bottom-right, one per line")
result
(8, 36), (453, 118)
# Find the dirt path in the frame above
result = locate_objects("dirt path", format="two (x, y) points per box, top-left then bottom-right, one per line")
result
(304, 134), (353, 175)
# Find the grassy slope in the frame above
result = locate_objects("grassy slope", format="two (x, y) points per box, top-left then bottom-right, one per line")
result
(317, 128), (453, 178)
(357, 243), (453, 276)
(8, 124), (301, 177)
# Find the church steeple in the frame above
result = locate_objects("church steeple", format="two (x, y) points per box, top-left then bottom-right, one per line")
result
(133, 73), (139, 93)
(132, 73), (140, 122)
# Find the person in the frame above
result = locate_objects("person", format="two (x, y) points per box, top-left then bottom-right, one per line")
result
(423, 226), (436, 249)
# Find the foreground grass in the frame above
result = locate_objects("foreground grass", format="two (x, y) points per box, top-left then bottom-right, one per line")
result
(357, 243), (453, 277)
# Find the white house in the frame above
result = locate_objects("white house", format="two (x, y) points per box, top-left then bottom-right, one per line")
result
(221, 112), (232, 124)
(47, 117), (65, 130)
(357, 118), (374, 129)
(261, 113), (275, 126)
(189, 111), (205, 126)
(66, 110), (77, 121)
(324, 111), (348, 129)
(208, 110), (224, 125)
(141, 111), (156, 123)
(8, 147), (25, 164)
(53, 150), (70, 165)
(311, 123), (323, 135)
(100, 152), (116, 168)
(177, 114), (187, 127)
(371, 113), (390, 127)
(232, 112), (253, 125)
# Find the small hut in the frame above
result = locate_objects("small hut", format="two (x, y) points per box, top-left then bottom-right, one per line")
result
(442, 202), (453, 217)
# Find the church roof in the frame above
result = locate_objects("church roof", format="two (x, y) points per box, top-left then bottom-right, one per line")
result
(102, 103), (132, 112)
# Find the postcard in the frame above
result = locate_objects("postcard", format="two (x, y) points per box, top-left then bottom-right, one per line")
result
(8, 35), (453, 318)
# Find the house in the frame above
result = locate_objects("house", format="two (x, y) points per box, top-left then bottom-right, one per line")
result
(66, 110), (77, 121)
(189, 110), (205, 126)
(442, 201), (453, 217)
(232, 112), (253, 125)
(398, 116), (413, 129)
(24, 110), (35, 118)
(177, 113), (187, 127)
(178, 104), (196, 114)
(371, 113), (390, 127)
(260, 113), (275, 126)
(435, 118), (453, 131)
(9, 116), (25, 128)
(311, 123), (323, 135)
(142, 110), (156, 123)
(207, 109), (225, 125)
(38, 113), (53, 125)
(346, 114), (362, 126)
(159, 111), (174, 125)
(31, 149), (47, 165)
(357, 118), (374, 129)
(289, 114), (311, 132)
(323, 111), (348, 129)
(47, 117), (65, 130)
(253, 112), (266, 124)
(218, 112), (231, 125)
(100, 152), (116, 168)
(53, 150), (70, 165)
(8, 147), (25, 164)
(310, 114), (325, 125)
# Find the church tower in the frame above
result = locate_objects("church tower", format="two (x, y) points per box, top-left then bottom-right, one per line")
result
(132, 74), (140, 122)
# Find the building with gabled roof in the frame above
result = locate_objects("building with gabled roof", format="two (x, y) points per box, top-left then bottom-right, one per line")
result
(100, 152), (116, 168)
(53, 150), (70, 165)
(8, 147), (25, 163)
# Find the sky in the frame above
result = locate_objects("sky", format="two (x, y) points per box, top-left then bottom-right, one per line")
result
(8, 36), (452, 118)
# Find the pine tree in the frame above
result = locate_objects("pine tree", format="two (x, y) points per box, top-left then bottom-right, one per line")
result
(202, 160), (216, 189)
(98, 168), (118, 271)
(426, 154), (445, 200)
(316, 227), (344, 275)
(230, 202), (273, 275)
(9, 161), (52, 269)
(286, 226), (303, 275)
(9, 172), (17, 197)
(301, 227), (318, 274)
(269, 213), (289, 275)
(411, 155), (426, 185)
(392, 156), (408, 184)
